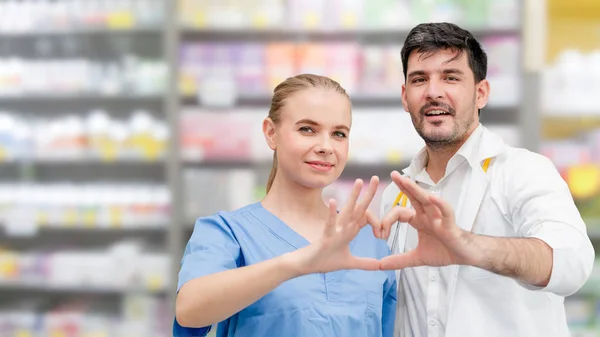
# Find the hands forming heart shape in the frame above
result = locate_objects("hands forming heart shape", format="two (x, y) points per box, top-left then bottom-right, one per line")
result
(296, 171), (477, 275)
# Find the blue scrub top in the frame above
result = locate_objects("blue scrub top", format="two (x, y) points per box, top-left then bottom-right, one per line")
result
(173, 202), (397, 337)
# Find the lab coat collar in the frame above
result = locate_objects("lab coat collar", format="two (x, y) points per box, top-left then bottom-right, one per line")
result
(401, 123), (507, 178)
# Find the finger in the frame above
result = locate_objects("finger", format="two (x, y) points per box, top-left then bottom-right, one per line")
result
(396, 175), (434, 210)
(324, 199), (338, 236)
(347, 257), (381, 271)
(366, 210), (382, 239)
(343, 179), (364, 212)
(380, 251), (422, 270)
(381, 206), (416, 239)
(390, 172), (425, 214)
(429, 194), (454, 219)
(357, 176), (379, 213)
(429, 194), (455, 228)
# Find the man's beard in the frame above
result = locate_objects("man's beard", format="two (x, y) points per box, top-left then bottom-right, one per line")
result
(412, 101), (476, 151)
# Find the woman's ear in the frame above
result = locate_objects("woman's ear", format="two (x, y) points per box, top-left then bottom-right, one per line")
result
(262, 118), (277, 151)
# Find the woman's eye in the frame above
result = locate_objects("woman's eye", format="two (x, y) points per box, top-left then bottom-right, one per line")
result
(333, 131), (347, 138)
(299, 126), (314, 133)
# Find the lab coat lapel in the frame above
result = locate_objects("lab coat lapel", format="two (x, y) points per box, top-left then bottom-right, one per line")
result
(446, 126), (507, 323)
(455, 163), (489, 232)
(444, 159), (490, 330)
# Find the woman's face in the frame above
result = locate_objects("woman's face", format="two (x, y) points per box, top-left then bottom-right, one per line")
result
(264, 88), (352, 189)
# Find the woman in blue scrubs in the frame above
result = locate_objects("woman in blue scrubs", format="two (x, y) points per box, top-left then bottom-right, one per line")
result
(174, 74), (397, 337)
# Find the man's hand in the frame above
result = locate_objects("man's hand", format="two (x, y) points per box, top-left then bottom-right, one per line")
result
(380, 171), (481, 270)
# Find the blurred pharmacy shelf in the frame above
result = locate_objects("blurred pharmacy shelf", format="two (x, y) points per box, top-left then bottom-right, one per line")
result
(0, 2), (173, 337)
(0, 281), (166, 295)
(179, 27), (520, 41)
(541, 0), (600, 334)
(0, 27), (163, 37)
(0, 0), (563, 336)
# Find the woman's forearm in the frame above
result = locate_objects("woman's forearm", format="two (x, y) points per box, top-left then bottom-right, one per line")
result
(175, 251), (305, 328)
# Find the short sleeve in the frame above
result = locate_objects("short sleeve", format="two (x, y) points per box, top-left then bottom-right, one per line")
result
(173, 214), (241, 337)
(177, 213), (242, 292)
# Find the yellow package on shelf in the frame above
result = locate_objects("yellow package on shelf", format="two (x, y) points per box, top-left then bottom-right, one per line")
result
(16, 329), (33, 337)
(566, 165), (600, 200)
(83, 209), (97, 228)
(63, 208), (79, 227)
(252, 14), (269, 29)
(106, 11), (136, 29)
(109, 207), (123, 228)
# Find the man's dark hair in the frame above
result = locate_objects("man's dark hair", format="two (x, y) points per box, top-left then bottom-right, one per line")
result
(401, 22), (488, 83)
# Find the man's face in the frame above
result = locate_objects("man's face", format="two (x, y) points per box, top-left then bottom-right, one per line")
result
(401, 48), (489, 149)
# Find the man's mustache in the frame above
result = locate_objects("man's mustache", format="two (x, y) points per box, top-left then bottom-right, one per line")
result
(419, 102), (455, 116)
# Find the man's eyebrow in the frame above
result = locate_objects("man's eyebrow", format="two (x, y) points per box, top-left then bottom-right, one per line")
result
(442, 68), (465, 75)
(407, 70), (427, 78)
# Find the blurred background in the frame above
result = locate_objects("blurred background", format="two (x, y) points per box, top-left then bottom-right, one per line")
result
(0, 0), (598, 336)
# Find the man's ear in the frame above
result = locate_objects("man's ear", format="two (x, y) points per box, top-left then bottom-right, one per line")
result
(262, 118), (277, 151)
(401, 83), (409, 113)
(476, 79), (490, 110)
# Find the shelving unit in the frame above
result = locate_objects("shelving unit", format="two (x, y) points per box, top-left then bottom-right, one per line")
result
(3, 0), (598, 336)
(0, 1), (172, 336)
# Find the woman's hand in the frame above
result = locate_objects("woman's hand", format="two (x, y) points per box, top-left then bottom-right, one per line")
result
(293, 176), (383, 275)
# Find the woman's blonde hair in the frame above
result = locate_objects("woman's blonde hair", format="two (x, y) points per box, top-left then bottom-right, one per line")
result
(265, 74), (350, 193)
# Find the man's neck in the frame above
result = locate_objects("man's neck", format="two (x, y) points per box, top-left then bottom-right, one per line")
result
(261, 174), (329, 222)
(425, 125), (479, 183)
(425, 145), (460, 183)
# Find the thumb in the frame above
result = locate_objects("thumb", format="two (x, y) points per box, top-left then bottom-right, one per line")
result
(380, 250), (421, 270)
(347, 256), (381, 271)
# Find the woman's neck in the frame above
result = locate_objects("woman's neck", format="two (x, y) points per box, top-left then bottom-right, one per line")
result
(261, 174), (329, 222)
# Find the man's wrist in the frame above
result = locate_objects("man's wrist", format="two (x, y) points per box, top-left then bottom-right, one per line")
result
(455, 230), (488, 268)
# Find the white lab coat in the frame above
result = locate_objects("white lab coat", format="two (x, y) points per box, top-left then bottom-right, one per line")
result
(381, 124), (595, 337)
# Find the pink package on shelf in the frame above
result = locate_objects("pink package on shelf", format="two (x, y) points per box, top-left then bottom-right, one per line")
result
(179, 110), (254, 162)
(359, 46), (386, 95)
(326, 43), (360, 94)
(588, 129), (600, 163)
(540, 141), (593, 170)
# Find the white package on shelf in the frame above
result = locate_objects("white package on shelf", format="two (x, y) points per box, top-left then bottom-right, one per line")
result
(486, 0), (520, 29)
(287, 0), (326, 30)
(485, 125), (521, 147)
(349, 110), (424, 164)
(482, 35), (521, 108)
(183, 168), (258, 219)
(542, 50), (600, 116)
(326, 0), (365, 30)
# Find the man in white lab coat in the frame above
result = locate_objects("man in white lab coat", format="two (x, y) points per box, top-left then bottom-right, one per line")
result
(379, 22), (595, 337)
